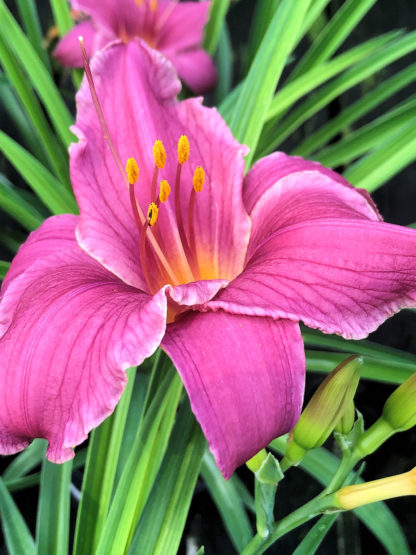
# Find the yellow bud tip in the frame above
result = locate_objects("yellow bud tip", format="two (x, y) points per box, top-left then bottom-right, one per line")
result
(147, 202), (159, 226)
(178, 135), (190, 164)
(126, 157), (139, 185)
(193, 166), (205, 192)
(153, 140), (166, 169)
(159, 179), (171, 203)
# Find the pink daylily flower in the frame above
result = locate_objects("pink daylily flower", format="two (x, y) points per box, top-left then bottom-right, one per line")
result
(2, 40), (416, 479)
(54, 0), (217, 93)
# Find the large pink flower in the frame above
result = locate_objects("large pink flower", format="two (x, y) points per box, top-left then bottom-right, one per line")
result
(1, 40), (416, 478)
(54, 0), (216, 93)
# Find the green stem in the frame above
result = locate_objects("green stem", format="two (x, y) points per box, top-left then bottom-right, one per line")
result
(242, 444), (367, 554)
(241, 494), (336, 555)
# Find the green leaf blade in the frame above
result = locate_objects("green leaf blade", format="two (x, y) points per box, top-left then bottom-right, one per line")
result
(0, 477), (36, 555)
(35, 459), (73, 555)
(228, 0), (311, 167)
(0, 131), (77, 215)
(201, 449), (253, 552)
(0, 1), (74, 147)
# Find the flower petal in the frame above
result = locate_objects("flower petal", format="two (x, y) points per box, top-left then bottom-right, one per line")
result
(54, 19), (109, 67)
(71, 0), (126, 37)
(1, 215), (78, 294)
(0, 237), (167, 460)
(168, 48), (217, 94)
(71, 40), (250, 288)
(208, 219), (416, 339)
(157, 1), (211, 53)
(162, 311), (305, 478)
(244, 152), (381, 259)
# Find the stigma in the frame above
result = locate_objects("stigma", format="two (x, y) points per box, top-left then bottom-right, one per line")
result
(126, 136), (206, 294)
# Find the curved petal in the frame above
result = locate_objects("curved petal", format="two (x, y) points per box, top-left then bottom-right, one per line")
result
(243, 152), (382, 220)
(72, 0), (163, 41)
(167, 48), (217, 94)
(54, 19), (109, 67)
(244, 154), (382, 260)
(0, 243), (167, 461)
(71, 40), (250, 289)
(166, 279), (227, 307)
(157, 1), (211, 53)
(207, 219), (416, 339)
(1, 215), (78, 294)
(71, 0), (128, 37)
(162, 311), (305, 478)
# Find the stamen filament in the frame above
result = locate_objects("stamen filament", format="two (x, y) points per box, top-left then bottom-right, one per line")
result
(140, 221), (154, 293)
(151, 166), (158, 203)
(128, 179), (179, 286)
(174, 162), (196, 277)
(187, 188), (200, 279)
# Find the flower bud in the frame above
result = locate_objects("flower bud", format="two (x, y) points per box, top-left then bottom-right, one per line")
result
(282, 356), (362, 469)
(354, 372), (416, 460)
(334, 467), (416, 510)
(334, 399), (355, 435)
(382, 372), (416, 431)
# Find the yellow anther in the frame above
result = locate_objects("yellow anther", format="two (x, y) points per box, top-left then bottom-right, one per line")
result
(178, 135), (190, 164)
(153, 140), (166, 169)
(159, 180), (171, 203)
(150, 0), (157, 11)
(147, 202), (159, 226)
(126, 157), (139, 185)
(193, 166), (205, 192)
(135, 0), (143, 5)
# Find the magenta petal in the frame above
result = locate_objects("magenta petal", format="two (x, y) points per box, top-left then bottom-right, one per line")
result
(244, 153), (382, 258)
(168, 48), (217, 94)
(162, 311), (305, 478)
(157, 1), (211, 53)
(54, 20), (104, 67)
(243, 152), (381, 218)
(1, 215), (78, 294)
(166, 279), (227, 307)
(0, 243), (166, 460)
(209, 219), (416, 339)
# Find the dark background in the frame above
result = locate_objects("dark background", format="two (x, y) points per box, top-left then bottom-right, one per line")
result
(0, 1), (415, 554)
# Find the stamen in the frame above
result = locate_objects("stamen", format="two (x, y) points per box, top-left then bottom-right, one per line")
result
(188, 166), (205, 275)
(153, 140), (166, 169)
(126, 157), (139, 185)
(159, 180), (171, 203)
(174, 136), (195, 270)
(147, 202), (159, 227)
(150, 0), (158, 11)
(151, 139), (165, 202)
(125, 158), (178, 288)
(178, 135), (190, 165)
(193, 166), (205, 193)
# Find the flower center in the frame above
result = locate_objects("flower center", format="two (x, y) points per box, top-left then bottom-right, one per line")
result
(126, 136), (209, 294)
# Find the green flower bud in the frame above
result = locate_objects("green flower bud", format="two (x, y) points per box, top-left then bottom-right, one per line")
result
(354, 373), (416, 459)
(382, 372), (416, 431)
(282, 356), (362, 469)
(334, 399), (355, 435)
